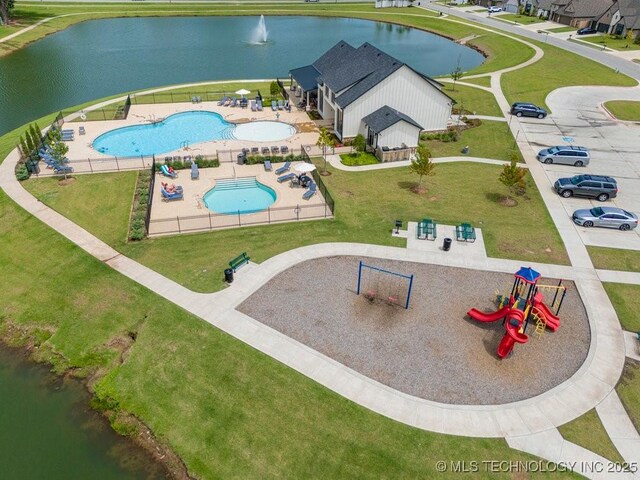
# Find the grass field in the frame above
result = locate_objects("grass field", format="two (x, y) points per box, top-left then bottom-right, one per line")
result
(603, 283), (640, 332)
(603, 100), (640, 121)
(459, 76), (493, 88)
(558, 410), (624, 464)
(496, 13), (545, 25)
(443, 83), (502, 117)
(617, 360), (640, 432)
(587, 246), (640, 271)
(579, 34), (640, 51)
(421, 120), (520, 162)
(501, 42), (638, 109)
(545, 26), (576, 33)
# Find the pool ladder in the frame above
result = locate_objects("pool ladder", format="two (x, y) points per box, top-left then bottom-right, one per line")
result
(180, 141), (190, 149)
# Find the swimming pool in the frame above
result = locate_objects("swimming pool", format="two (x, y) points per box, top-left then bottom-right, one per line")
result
(203, 177), (276, 214)
(92, 111), (296, 157)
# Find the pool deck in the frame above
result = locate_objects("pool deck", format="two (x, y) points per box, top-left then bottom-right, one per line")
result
(149, 162), (330, 236)
(62, 101), (319, 163)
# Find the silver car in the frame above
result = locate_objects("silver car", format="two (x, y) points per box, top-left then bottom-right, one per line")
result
(537, 146), (590, 167)
(572, 207), (638, 231)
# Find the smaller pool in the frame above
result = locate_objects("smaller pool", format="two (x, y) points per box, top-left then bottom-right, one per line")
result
(234, 121), (297, 142)
(203, 177), (276, 214)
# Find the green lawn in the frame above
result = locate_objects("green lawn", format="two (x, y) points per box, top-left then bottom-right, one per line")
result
(558, 409), (624, 464)
(496, 13), (545, 25)
(131, 81), (276, 105)
(460, 76), (493, 88)
(23, 172), (137, 247)
(421, 120), (521, 162)
(340, 152), (379, 166)
(617, 360), (640, 432)
(587, 246), (640, 271)
(443, 83), (502, 117)
(603, 100), (640, 121)
(501, 42), (638, 110)
(579, 34), (640, 51)
(603, 283), (640, 332)
(544, 26), (576, 33)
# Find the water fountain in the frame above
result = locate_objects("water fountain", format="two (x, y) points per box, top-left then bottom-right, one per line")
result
(251, 15), (268, 44)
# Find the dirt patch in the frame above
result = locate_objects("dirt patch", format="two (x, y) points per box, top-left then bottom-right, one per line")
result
(58, 177), (76, 186)
(238, 256), (591, 405)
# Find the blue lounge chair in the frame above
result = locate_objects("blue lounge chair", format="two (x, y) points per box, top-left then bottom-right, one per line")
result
(285, 100), (291, 112)
(275, 161), (291, 175)
(160, 164), (178, 178)
(191, 161), (199, 180)
(230, 98), (238, 107)
(277, 172), (296, 183)
(271, 100), (277, 111)
(79, 126), (86, 135)
(251, 100), (257, 111)
(303, 182), (317, 200)
(161, 187), (183, 201)
(61, 129), (74, 135)
(264, 160), (272, 171)
(278, 99), (284, 110)
(218, 96), (229, 106)
(280, 146), (289, 154)
(257, 99), (263, 111)
(53, 163), (73, 174)
(224, 97), (232, 107)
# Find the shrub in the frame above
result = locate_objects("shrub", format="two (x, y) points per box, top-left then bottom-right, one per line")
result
(15, 163), (30, 181)
(131, 219), (145, 230)
(129, 227), (145, 241)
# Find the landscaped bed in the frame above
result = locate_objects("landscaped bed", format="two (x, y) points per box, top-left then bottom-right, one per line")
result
(238, 256), (590, 405)
(603, 100), (640, 121)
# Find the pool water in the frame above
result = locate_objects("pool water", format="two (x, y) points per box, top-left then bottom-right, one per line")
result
(203, 177), (276, 214)
(92, 111), (295, 157)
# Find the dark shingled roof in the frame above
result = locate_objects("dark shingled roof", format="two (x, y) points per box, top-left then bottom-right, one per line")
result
(290, 40), (451, 109)
(289, 65), (321, 92)
(362, 105), (423, 133)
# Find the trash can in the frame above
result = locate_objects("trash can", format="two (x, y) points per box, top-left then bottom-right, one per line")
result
(443, 238), (452, 252)
(462, 145), (469, 155)
(224, 268), (234, 283)
(237, 153), (245, 165)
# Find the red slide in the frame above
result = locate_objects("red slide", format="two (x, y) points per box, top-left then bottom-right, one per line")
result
(532, 294), (560, 331)
(467, 305), (511, 323)
(497, 309), (528, 358)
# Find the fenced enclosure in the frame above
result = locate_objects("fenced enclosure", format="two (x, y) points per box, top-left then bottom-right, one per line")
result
(356, 261), (414, 309)
(66, 96), (132, 122)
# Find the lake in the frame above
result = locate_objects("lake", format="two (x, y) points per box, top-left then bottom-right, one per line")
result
(0, 15), (484, 135)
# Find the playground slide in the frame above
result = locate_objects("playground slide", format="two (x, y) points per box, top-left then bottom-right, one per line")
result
(467, 305), (511, 323)
(533, 299), (560, 331)
(496, 309), (528, 359)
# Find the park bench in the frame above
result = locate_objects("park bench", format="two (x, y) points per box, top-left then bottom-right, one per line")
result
(417, 218), (437, 241)
(455, 223), (476, 243)
(229, 252), (250, 272)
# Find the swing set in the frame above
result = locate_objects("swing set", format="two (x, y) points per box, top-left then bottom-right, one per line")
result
(356, 260), (414, 309)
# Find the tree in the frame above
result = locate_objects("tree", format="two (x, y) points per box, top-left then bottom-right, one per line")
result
(270, 80), (280, 100)
(316, 127), (335, 173)
(450, 66), (463, 91)
(18, 135), (29, 160)
(0, 0), (15, 26)
(408, 145), (435, 193)
(498, 155), (527, 205)
(352, 134), (366, 154)
(626, 29), (635, 48)
(48, 128), (71, 179)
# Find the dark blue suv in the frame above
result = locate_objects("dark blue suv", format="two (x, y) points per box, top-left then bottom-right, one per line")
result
(510, 102), (547, 119)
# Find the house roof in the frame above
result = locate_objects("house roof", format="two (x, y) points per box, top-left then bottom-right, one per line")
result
(553, 0), (613, 19)
(618, 0), (640, 29)
(362, 105), (423, 133)
(290, 40), (452, 110)
(289, 64), (321, 91)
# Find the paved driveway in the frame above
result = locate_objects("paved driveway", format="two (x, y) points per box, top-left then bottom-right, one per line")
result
(517, 86), (640, 249)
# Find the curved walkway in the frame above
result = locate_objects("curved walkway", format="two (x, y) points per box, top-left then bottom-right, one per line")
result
(326, 154), (526, 172)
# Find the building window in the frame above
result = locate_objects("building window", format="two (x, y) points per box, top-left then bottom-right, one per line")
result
(331, 92), (335, 103)
(325, 85), (329, 96)
(336, 109), (343, 136)
(318, 89), (324, 113)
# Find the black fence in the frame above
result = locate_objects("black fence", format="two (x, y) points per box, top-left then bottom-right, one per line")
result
(301, 147), (335, 216)
(145, 157), (156, 235)
(130, 90), (244, 106)
(148, 202), (332, 236)
(63, 95), (131, 123)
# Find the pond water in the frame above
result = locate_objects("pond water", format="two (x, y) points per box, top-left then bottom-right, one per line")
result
(0, 15), (484, 136)
(0, 345), (167, 479)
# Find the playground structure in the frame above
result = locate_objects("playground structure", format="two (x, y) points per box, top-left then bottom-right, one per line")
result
(356, 260), (414, 309)
(467, 267), (567, 359)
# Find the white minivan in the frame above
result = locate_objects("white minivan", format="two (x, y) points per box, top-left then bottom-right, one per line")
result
(536, 146), (590, 167)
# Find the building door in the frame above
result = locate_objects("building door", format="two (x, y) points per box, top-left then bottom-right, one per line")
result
(367, 127), (375, 149)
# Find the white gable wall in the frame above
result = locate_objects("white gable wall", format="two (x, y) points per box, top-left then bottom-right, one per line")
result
(341, 65), (452, 140)
(375, 121), (421, 149)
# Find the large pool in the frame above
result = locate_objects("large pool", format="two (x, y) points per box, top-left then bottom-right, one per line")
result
(203, 177), (277, 214)
(92, 111), (296, 157)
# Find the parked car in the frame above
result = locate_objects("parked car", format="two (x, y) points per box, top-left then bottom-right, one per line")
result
(572, 207), (638, 231)
(577, 27), (597, 35)
(537, 146), (590, 167)
(554, 175), (617, 201)
(487, 6), (502, 12)
(510, 102), (547, 119)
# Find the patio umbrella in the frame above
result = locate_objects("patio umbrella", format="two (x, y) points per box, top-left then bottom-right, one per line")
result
(235, 88), (251, 98)
(294, 163), (316, 174)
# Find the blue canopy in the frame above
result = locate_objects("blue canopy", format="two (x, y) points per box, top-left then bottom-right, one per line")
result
(514, 267), (540, 284)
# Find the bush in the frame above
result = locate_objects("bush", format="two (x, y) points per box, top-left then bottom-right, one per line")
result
(129, 227), (145, 241)
(420, 129), (458, 143)
(15, 163), (30, 181)
(131, 219), (145, 230)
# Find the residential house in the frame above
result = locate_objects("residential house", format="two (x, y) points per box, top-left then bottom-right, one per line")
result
(595, 0), (640, 36)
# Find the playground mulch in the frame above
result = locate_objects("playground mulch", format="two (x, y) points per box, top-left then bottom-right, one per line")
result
(237, 256), (591, 405)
